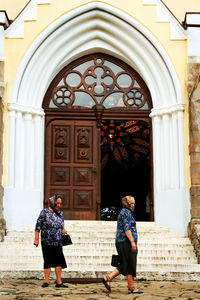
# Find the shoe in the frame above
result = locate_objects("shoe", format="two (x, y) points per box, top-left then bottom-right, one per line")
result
(55, 282), (68, 288)
(128, 288), (143, 294)
(42, 282), (49, 288)
(102, 277), (111, 292)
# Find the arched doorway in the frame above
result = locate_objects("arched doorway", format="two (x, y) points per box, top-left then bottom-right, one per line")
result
(43, 53), (153, 221)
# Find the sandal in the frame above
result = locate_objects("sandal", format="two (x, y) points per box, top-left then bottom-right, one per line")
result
(102, 276), (111, 292)
(55, 282), (68, 288)
(128, 288), (143, 294)
(42, 282), (49, 288)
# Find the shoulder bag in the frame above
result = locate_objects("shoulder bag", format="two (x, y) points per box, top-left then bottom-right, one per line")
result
(62, 234), (72, 246)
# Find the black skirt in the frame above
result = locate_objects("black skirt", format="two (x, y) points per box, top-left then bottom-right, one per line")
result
(41, 242), (67, 269)
(115, 240), (138, 277)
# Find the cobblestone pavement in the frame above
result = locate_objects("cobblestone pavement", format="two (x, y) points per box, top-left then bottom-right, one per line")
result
(0, 278), (200, 300)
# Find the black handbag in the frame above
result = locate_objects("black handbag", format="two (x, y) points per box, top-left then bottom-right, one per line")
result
(62, 234), (72, 246)
(111, 254), (120, 267)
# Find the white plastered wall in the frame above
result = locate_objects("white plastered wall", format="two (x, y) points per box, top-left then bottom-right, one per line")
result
(3, 2), (190, 232)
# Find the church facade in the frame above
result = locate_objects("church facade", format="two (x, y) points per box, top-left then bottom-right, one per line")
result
(0, 0), (200, 235)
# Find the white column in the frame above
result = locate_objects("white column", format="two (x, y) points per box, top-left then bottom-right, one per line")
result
(4, 105), (45, 230)
(177, 110), (186, 188)
(14, 111), (24, 188)
(171, 112), (179, 189)
(162, 114), (171, 189)
(8, 110), (16, 187)
(34, 115), (43, 190)
(24, 113), (34, 188)
(41, 116), (45, 192)
(152, 115), (162, 191)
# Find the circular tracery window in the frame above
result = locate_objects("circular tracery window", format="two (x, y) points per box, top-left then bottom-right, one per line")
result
(43, 54), (152, 111)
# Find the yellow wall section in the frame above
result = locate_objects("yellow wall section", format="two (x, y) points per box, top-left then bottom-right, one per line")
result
(4, 0), (187, 101)
(0, 0), (28, 20)
(1, 0), (200, 22)
(163, 0), (200, 23)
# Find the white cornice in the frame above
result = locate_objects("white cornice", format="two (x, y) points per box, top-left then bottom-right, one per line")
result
(8, 102), (45, 116)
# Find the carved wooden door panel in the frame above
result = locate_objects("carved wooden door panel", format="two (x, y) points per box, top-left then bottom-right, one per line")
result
(44, 119), (100, 220)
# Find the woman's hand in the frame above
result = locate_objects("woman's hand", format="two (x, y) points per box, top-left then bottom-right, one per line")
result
(131, 242), (137, 252)
(34, 239), (39, 247)
(125, 230), (136, 252)
(62, 228), (67, 235)
(34, 231), (39, 247)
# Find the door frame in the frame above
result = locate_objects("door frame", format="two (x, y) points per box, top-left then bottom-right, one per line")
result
(43, 53), (153, 220)
(44, 109), (153, 220)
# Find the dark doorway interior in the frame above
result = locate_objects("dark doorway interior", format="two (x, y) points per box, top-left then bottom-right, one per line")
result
(101, 120), (151, 221)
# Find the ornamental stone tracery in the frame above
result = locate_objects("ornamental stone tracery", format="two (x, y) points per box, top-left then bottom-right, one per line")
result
(49, 55), (151, 111)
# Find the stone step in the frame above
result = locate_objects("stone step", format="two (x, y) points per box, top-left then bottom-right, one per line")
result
(5, 230), (187, 238)
(0, 221), (199, 280)
(0, 242), (196, 252)
(24, 222), (183, 234)
(0, 243), (195, 251)
(24, 221), (175, 230)
(0, 255), (197, 264)
(3, 234), (192, 244)
(0, 248), (196, 257)
(0, 262), (200, 272)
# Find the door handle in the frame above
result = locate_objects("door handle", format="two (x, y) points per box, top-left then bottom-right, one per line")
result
(93, 168), (97, 180)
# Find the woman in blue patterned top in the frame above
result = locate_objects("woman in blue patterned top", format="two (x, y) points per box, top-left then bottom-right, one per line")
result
(34, 195), (67, 288)
(102, 195), (143, 294)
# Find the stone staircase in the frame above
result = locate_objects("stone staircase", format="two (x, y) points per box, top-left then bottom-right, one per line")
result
(0, 221), (200, 281)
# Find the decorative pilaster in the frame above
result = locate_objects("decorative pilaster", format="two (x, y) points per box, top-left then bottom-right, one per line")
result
(152, 115), (162, 191)
(162, 114), (171, 189)
(4, 104), (45, 230)
(34, 115), (44, 190)
(7, 111), (16, 187)
(150, 104), (185, 191)
(177, 110), (185, 189)
(15, 111), (23, 188)
(24, 113), (33, 188)
(150, 104), (188, 232)
(171, 112), (179, 188)
(7, 103), (45, 191)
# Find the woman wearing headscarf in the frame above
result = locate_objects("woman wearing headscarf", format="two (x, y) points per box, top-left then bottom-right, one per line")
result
(102, 195), (143, 294)
(34, 195), (67, 288)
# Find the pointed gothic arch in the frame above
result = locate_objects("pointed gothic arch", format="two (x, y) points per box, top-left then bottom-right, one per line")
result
(4, 2), (190, 232)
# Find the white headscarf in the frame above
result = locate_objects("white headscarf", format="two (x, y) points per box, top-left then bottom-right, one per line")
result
(49, 195), (56, 210)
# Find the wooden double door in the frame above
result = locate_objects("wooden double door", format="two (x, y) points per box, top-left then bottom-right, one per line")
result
(44, 119), (100, 220)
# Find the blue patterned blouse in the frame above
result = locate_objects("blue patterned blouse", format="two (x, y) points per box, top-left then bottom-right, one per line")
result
(115, 208), (137, 244)
(35, 208), (64, 246)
